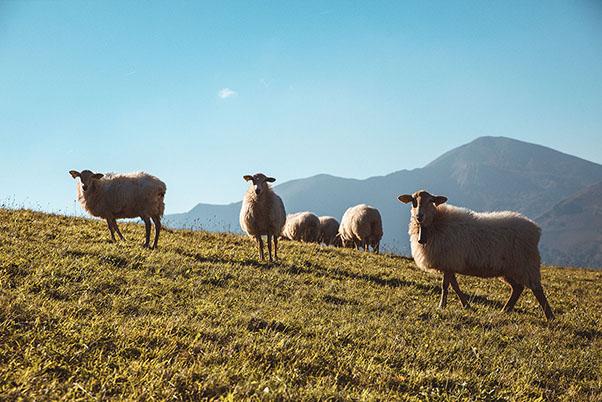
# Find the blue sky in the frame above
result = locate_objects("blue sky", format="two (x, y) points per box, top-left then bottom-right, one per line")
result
(1, 1), (601, 214)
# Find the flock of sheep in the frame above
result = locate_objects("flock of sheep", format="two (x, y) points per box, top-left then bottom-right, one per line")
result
(239, 174), (385, 259)
(68, 170), (555, 320)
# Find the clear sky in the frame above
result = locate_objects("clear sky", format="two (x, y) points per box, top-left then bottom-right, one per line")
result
(1, 1), (601, 214)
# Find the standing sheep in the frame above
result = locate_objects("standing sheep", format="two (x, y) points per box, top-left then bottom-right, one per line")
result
(397, 190), (555, 320)
(318, 216), (340, 246)
(281, 212), (321, 243)
(338, 204), (383, 253)
(69, 170), (166, 249)
(239, 173), (286, 262)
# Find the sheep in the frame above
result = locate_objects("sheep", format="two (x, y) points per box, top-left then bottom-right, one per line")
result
(239, 173), (286, 262)
(69, 170), (166, 248)
(281, 212), (321, 243)
(397, 189), (555, 320)
(338, 204), (383, 253)
(318, 216), (340, 245)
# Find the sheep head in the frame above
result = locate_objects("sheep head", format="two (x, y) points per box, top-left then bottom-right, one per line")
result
(69, 170), (104, 192)
(243, 173), (276, 196)
(397, 190), (447, 244)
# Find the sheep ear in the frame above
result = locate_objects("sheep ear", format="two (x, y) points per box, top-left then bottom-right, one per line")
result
(397, 194), (413, 204)
(91, 173), (104, 180)
(243, 175), (253, 181)
(266, 177), (276, 183)
(69, 170), (80, 179)
(433, 196), (447, 205)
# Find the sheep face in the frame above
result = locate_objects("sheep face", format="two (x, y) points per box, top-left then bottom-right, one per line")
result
(333, 233), (343, 247)
(334, 233), (353, 248)
(69, 170), (104, 192)
(243, 173), (275, 196)
(398, 190), (447, 244)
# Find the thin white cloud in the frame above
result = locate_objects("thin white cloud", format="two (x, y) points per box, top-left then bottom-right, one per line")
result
(218, 88), (237, 99)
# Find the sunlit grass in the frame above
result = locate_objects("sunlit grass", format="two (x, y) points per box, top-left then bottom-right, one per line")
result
(0, 208), (600, 400)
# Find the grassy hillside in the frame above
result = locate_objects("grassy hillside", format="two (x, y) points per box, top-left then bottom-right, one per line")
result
(1, 209), (601, 401)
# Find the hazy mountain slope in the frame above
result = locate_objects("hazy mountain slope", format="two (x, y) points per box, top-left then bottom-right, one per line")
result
(537, 182), (602, 268)
(165, 202), (241, 232)
(165, 136), (602, 265)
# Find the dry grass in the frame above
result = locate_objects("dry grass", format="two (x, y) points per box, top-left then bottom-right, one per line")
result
(1, 208), (601, 401)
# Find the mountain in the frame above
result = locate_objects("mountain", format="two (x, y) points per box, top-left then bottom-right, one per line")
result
(421, 136), (602, 217)
(165, 136), (602, 267)
(166, 202), (241, 232)
(537, 182), (602, 268)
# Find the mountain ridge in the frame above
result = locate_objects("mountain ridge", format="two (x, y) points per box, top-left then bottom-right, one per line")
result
(165, 136), (602, 268)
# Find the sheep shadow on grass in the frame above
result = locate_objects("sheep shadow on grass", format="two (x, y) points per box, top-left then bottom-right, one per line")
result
(283, 260), (508, 310)
(177, 250), (267, 269)
(174, 246), (506, 311)
(464, 293), (505, 310)
(273, 259), (440, 295)
(63, 249), (129, 269)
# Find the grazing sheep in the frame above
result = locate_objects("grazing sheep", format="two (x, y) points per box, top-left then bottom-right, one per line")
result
(333, 233), (345, 248)
(281, 212), (321, 243)
(318, 216), (340, 245)
(338, 204), (383, 253)
(397, 190), (555, 320)
(69, 170), (166, 248)
(240, 173), (286, 262)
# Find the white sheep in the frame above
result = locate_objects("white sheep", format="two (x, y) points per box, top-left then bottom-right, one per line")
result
(338, 204), (383, 253)
(318, 216), (339, 246)
(398, 189), (555, 320)
(281, 212), (321, 243)
(239, 173), (286, 262)
(69, 170), (166, 248)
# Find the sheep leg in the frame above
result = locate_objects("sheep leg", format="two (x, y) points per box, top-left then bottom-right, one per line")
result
(374, 241), (380, 254)
(502, 278), (524, 313)
(256, 236), (265, 260)
(273, 236), (279, 260)
(151, 215), (162, 249)
(529, 283), (555, 320)
(267, 234), (273, 262)
(106, 219), (116, 242)
(449, 274), (470, 308)
(112, 219), (126, 241)
(439, 272), (451, 309)
(141, 216), (151, 248)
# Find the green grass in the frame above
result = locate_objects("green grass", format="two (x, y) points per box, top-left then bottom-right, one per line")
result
(1, 208), (601, 401)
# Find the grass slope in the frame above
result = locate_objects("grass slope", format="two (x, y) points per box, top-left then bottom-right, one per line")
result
(1, 209), (601, 401)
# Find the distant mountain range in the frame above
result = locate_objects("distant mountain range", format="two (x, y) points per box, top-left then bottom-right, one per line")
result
(537, 181), (602, 268)
(165, 136), (602, 269)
